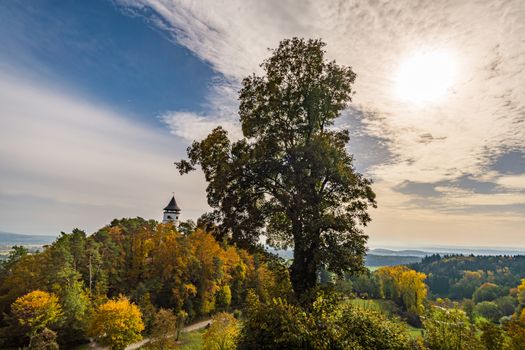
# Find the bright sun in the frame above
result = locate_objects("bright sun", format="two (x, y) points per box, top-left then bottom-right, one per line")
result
(394, 51), (457, 105)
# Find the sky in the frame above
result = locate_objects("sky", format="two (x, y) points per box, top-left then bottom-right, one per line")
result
(0, 0), (524, 248)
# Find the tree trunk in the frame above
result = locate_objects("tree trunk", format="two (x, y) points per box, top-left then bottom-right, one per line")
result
(290, 242), (318, 302)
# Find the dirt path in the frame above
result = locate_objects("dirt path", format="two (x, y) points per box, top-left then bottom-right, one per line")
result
(89, 319), (212, 350)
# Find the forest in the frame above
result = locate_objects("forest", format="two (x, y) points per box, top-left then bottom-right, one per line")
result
(2, 219), (525, 349)
(0, 217), (290, 348)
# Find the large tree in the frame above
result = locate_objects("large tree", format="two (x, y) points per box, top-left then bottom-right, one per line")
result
(177, 38), (376, 299)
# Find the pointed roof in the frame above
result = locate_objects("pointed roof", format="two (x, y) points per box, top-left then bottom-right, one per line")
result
(163, 196), (180, 212)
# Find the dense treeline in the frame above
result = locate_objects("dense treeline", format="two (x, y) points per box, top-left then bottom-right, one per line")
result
(0, 217), (290, 348)
(410, 254), (525, 299)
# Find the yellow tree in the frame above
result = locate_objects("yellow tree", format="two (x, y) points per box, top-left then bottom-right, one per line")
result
(11, 290), (63, 337)
(376, 266), (427, 315)
(398, 269), (427, 315)
(88, 296), (144, 350)
(517, 279), (525, 312)
(203, 312), (239, 350)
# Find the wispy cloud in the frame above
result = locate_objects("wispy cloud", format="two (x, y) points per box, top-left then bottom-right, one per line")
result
(115, 0), (525, 245)
(0, 72), (208, 234)
(117, 0), (525, 183)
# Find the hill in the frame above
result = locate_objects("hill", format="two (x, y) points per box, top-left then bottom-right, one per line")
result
(365, 254), (422, 266)
(0, 231), (56, 245)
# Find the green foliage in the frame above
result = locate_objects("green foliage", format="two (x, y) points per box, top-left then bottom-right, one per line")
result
(463, 299), (475, 321)
(54, 267), (91, 344)
(238, 292), (310, 349)
(474, 301), (502, 323)
(350, 272), (382, 299)
(504, 315), (525, 350)
(473, 282), (502, 303)
(238, 291), (412, 349)
(215, 285), (232, 310)
(478, 320), (507, 350)
(494, 296), (518, 317)
(203, 312), (239, 350)
(422, 304), (482, 350)
(411, 255), (525, 300)
(175, 310), (188, 341)
(176, 37), (376, 299)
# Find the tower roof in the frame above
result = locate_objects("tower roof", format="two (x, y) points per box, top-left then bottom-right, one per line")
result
(163, 196), (180, 212)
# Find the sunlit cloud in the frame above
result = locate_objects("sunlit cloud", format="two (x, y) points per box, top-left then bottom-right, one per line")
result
(117, 0), (525, 180)
(115, 0), (525, 245)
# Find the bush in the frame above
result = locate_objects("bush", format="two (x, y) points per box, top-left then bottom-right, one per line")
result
(203, 312), (239, 350)
(337, 303), (412, 350)
(478, 320), (506, 350)
(29, 328), (59, 350)
(150, 308), (177, 350)
(423, 305), (482, 350)
(237, 291), (412, 350)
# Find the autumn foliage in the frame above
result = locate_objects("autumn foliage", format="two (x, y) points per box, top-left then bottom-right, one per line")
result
(11, 290), (62, 336)
(0, 218), (289, 348)
(88, 296), (144, 350)
(376, 266), (428, 315)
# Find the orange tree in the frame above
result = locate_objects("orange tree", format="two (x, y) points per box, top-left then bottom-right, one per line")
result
(88, 296), (144, 350)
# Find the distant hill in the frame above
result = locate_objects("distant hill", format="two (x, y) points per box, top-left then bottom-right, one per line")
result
(267, 247), (424, 267)
(369, 248), (431, 258)
(0, 231), (56, 246)
(365, 254), (422, 267)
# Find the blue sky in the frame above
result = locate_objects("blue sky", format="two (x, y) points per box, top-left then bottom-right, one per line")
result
(0, 0), (215, 122)
(0, 0), (524, 248)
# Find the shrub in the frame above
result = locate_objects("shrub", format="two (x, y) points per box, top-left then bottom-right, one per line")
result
(423, 305), (482, 350)
(28, 328), (59, 350)
(150, 308), (178, 350)
(337, 303), (412, 350)
(237, 291), (412, 350)
(203, 312), (239, 350)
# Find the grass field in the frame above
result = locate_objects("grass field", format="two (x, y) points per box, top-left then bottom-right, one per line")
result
(178, 329), (205, 350)
(407, 325), (424, 339)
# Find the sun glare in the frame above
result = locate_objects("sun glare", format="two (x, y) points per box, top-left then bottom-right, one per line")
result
(394, 51), (457, 105)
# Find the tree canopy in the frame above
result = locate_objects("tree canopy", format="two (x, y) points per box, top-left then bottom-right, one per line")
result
(176, 37), (376, 299)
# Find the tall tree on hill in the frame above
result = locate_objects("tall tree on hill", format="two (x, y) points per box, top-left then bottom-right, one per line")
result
(176, 38), (376, 300)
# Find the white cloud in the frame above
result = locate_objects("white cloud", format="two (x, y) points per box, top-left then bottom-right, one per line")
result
(113, 0), (525, 245)
(161, 111), (242, 141)
(160, 79), (243, 141)
(118, 0), (525, 185)
(0, 73), (209, 235)
(496, 175), (525, 190)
